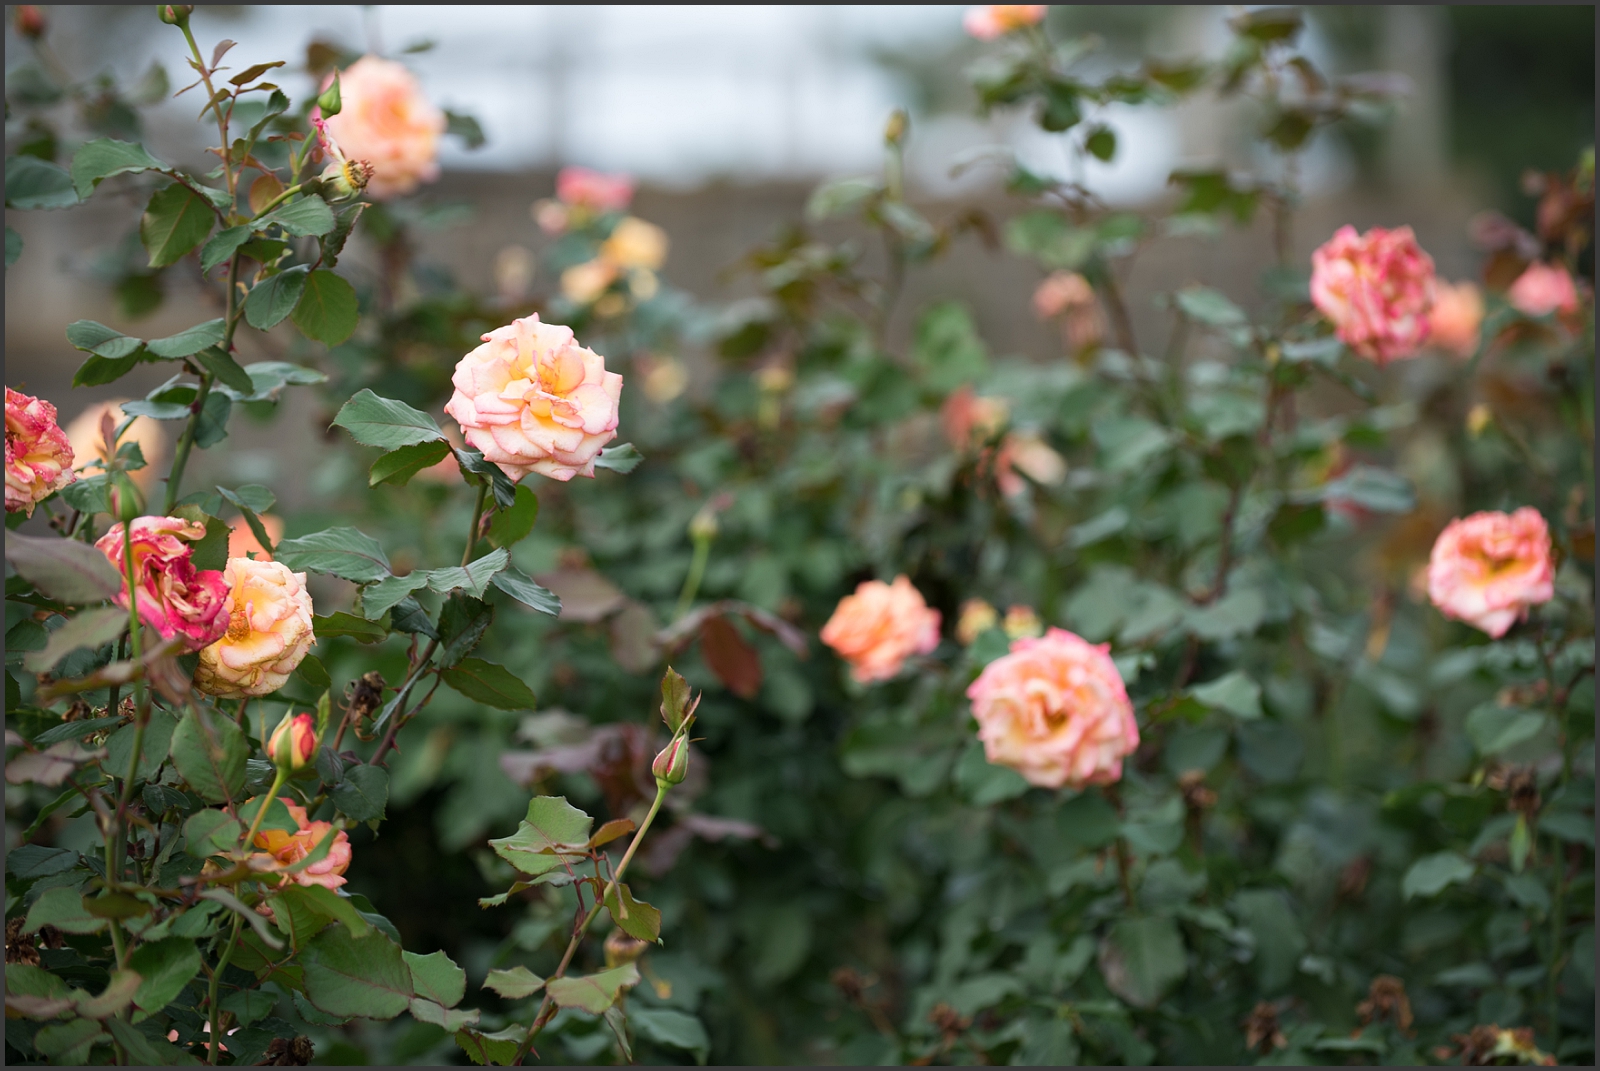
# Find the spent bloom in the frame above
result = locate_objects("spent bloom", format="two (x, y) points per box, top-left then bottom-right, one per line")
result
(1427, 280), (1484, 358)
(963, 5), (1046, 40)
(557, 166), (635, 214)
(1310, 225), (1436, 364)
(321, 56), (445, 200)
(967, 627), (1139, 789)
(444, 314), (624, 481)
(821, 576), (941, 683)
(1426, 507), (1554, 638)
(248, 798), (352, 890)
(1507, 261), (1580, 318)
(95, 518), (231, 650)
(195, 558), (315, 699)
(5, 387), (75, 516)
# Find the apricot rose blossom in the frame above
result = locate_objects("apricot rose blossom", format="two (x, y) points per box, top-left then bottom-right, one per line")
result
(967, 627), (1139, 789)
(5, 387), (75, 516)
(95, 518), (231, 651)
(195, 558), (315, 699)
(1310, 225), (1436, 365)
(248, 798), (352, 890)
(821, 576), (941, 683)
(1427, 280), (1484, 358)
(445, 315), (623, 481)
(1426, 507), (1554, 638)
(963, 5), (1046, 40)
(322, 55), (445, 200)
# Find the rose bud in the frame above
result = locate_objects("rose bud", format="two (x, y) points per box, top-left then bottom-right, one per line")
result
(652, 735), (690, 787)
(268, 712), (317, 773)
(14, 6), (46, 38)
(157, 5), (193, 25)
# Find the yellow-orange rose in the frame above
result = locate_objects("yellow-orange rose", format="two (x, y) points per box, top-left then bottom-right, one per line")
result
(820, 576), (941, 683)
(602, 217), (668, 272)
(195, 557), (315, 698)
(443, 315), (624, 482)
(322, 55), (445, 200)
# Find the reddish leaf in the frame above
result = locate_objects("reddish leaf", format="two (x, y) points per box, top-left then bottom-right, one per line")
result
(701, 615), (762, 698)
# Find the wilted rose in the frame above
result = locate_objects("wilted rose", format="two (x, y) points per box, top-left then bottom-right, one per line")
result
(321, 56), (445, 200)
(966, 627), (1139, 789)
(963, 5), (1046, 40)
(821, 576), (941, 683)
(444, 315), (624, 481)
(1426, 507), (1554, 638)
(248, 798), (352, 890)
(5, 387), (75, 516)
(1507, 261), (1580, 318)
(1310, 225), (1436, 365)
(1427, 280), (1484, 358)
(195, 557), (315, 699)
(95, 518), (231, 650)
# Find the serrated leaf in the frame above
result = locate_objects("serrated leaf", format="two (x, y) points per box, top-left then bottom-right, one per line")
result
(66, 319), (142, 359)
(453, 446), (519, 508)
(603, 883), (662, 942)
(546, 964), (640, 1014)
(454, 1025), (525, 1066)
(489, 796), (592, 876)
(200, 224), (252, 273)
(483, 966), (544, 1000)
(438, 593), (492, 668)
(1465, 704), (1547, 755)
(260, 195), (336, 237)
(490, 567), (561, 616)
(486, 485), (539, 548)
(370, 440), (451, 486)
(404, 950), (466, 1008)
(292, 269), (359, 346)
(23, 886), (108, 935)
(361, 574), (430, 619)
(333, 389), (445, 449)
(243, 264), (309, 329)
(6, 155), (79, 209)
(275, 527), (391, 583)
(331, 764), (387, 822)
(141, 183), (215, 267)
(441, 657), (537, 710)
(169, 707), (248, 804)
(145, 318), (225, 359)
(127, 937), (201, 1022)
(426, 548), (509, 600)
(409, 998), (479, 1030)
(22, 606), (127, 674)
(273, 883), (370, 939)
(594, 442), (643, 473)
(71, 137), (165, 199)
(630, 1007), (710, 1063)
(302, 926), (412, 1020)
(183, 809), (242, 858)
(313, 612), (389, 644)
(5, 532), (124, 604)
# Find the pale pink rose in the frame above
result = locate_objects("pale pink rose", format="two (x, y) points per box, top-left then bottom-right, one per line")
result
(556, 166), (635, 213)
(1310, 225), (1436, 365)
(1426, 507), (1554, 638)
(95, 518), (231, 650)
(967, 627), (1138, 789)
(248, 797), (352, 890)
(821, 576), (942, 683)
(1507, 262), (1579, 318)
(963, 4), (1046, 40)
(5, 387), (75, 516)
(195, 558), (315, 699)
(63, 399), (165, 494)
(321, 56), (445, 200)
(1427, 280), (1484, 358)
(1032, 271), (1093, 319)
(444, 315), (624, 481)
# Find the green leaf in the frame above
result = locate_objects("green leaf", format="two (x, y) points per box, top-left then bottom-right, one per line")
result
(292, 269), (359, 346)
(146, 318), (225, 359)
(438, 593), (493, 668)
(629, 1007), (709, 1063)
(331, 764), (388, 822)
(4, 532), (124, 603)
(594, 442), (644, 474)
(454, 1025), (525, 1066)
(70, 137), (165, 198)
(482, 966), (544, 1000)
(1097, 916), (1187, 1009)
(183, 809), (242, 858)
(273, 884), (371, 939)
(275, 527), (391, 583)
(1301, 465), (1415, 514)
(1085, 124), (1117, 161)
(168, 506), (229, 572)
(141, 183), (215, 267)
(361, 574), (430, 619)
(453, 446), (519, 509)
(1230, 889), (1305, 993)
(128, 937), (201, 1022)
(6, 155), (79, 209)
(332, 389), (445, 449)
(169, 706), (248, 804)
(236, 795), (297, 835)
(33, 1018), (103, 1058)
(22, 606), (127, 674)
(200, 224), (252, 273)
(441, 657), (537, 710)
(260, 195), (336, 237)
(603, 883), (662, 942)
(104, 709), (177, 784)
(1040, 80), (1082, 132)
(409, 998), (480, 1030)
(319, 203), (366, 268)
(954, 741), (1032, 805)
(243, 264), (309, 329)
(486, 485), (539, 547)
(302, 926), (413, 1020)
(913, 301), (988, 393)
(1466, 704), (1547, 755)
(1402, 851), (1476, 899)
(545, 963), (640, 1014)
(426, 548), (509, 600)
(5, 844), (80, 879)
(1176, 285), (1247, 326)
(806, 176), (880, 221)
(404, 950), (466, 1008)
(370, 439), (451, 487)
(192, 389), (232, 448)
(1190, 670), (1262, 719)
(191, 346), (256, 394)
(66, 319), (142, 359)
(221, 989), (276, 1028)
(6, 224), (21, 266)
(444, 110), (486, 148)
(216, 482), (276, 514)
(24, 886), (108, 935)
(313, 612), (390, 644)
(489, 796), (593, 876)
(490, 567), (561, 616)
(660, 666), (692, 734)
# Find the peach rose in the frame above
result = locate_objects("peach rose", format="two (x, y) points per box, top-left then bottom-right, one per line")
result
(967, 627), (1138, 789)
(1427, 280), (1484, 358)
(601, 217), (668, 272)
(226, 514), (284, 561)
(1033, 271), (1104, 352)
(444, 315), (623, 481)
(322, 56), (445, 200)
(941, 386), (1009, 452)
(1426, 507), (1554, 638)
(821, 576), (941, 683)
(63, 399), (166, 493)
(1507, 262), (1579, 318)
(557, 166), (635, 213)
(1310, 225), (1436, 365)
(195, 558), (315, 699)
(560, 258), (619, 306)
(5, 387), (75, 516)
(248, 797), (352, 891)
(96, 517), (231, 650)
(964, 5), (1046, 39)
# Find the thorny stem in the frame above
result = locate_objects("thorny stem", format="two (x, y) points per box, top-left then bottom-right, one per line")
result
(513, 783), (671, 1065)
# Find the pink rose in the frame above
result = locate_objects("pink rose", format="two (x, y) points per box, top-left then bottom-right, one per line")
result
(5, 387), (75, 516)
(95, 517), (231, 650)
(1427, 280), (1484, 358)
(321, 56), (445, 200)
(195, 558), (315, 699)
(1310, 225), (1436, 365)
(941, 386), (1009, 452)
(820, 576), (941, 683)
(556, 166), (635, 213)
(994, 432), (1066, 497)
(248, 797), (352, 890)
(963, 5), (1046, 40)
(1426, 507), (1554, 638)
(1033, 271), (1104, 353)
(967, 627), (1139, 789)
(1507, 262), (1579, 318)
(444, 315), (623, 481)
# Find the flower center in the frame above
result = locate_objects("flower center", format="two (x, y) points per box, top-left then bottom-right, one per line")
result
(226, 608), (251, 641)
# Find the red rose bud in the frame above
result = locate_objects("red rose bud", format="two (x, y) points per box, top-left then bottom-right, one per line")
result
(652, 736), (690, 787)
(269, 712), (317, 772)
(157, 5), (193, 25)
(14, 6), (46, 38)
